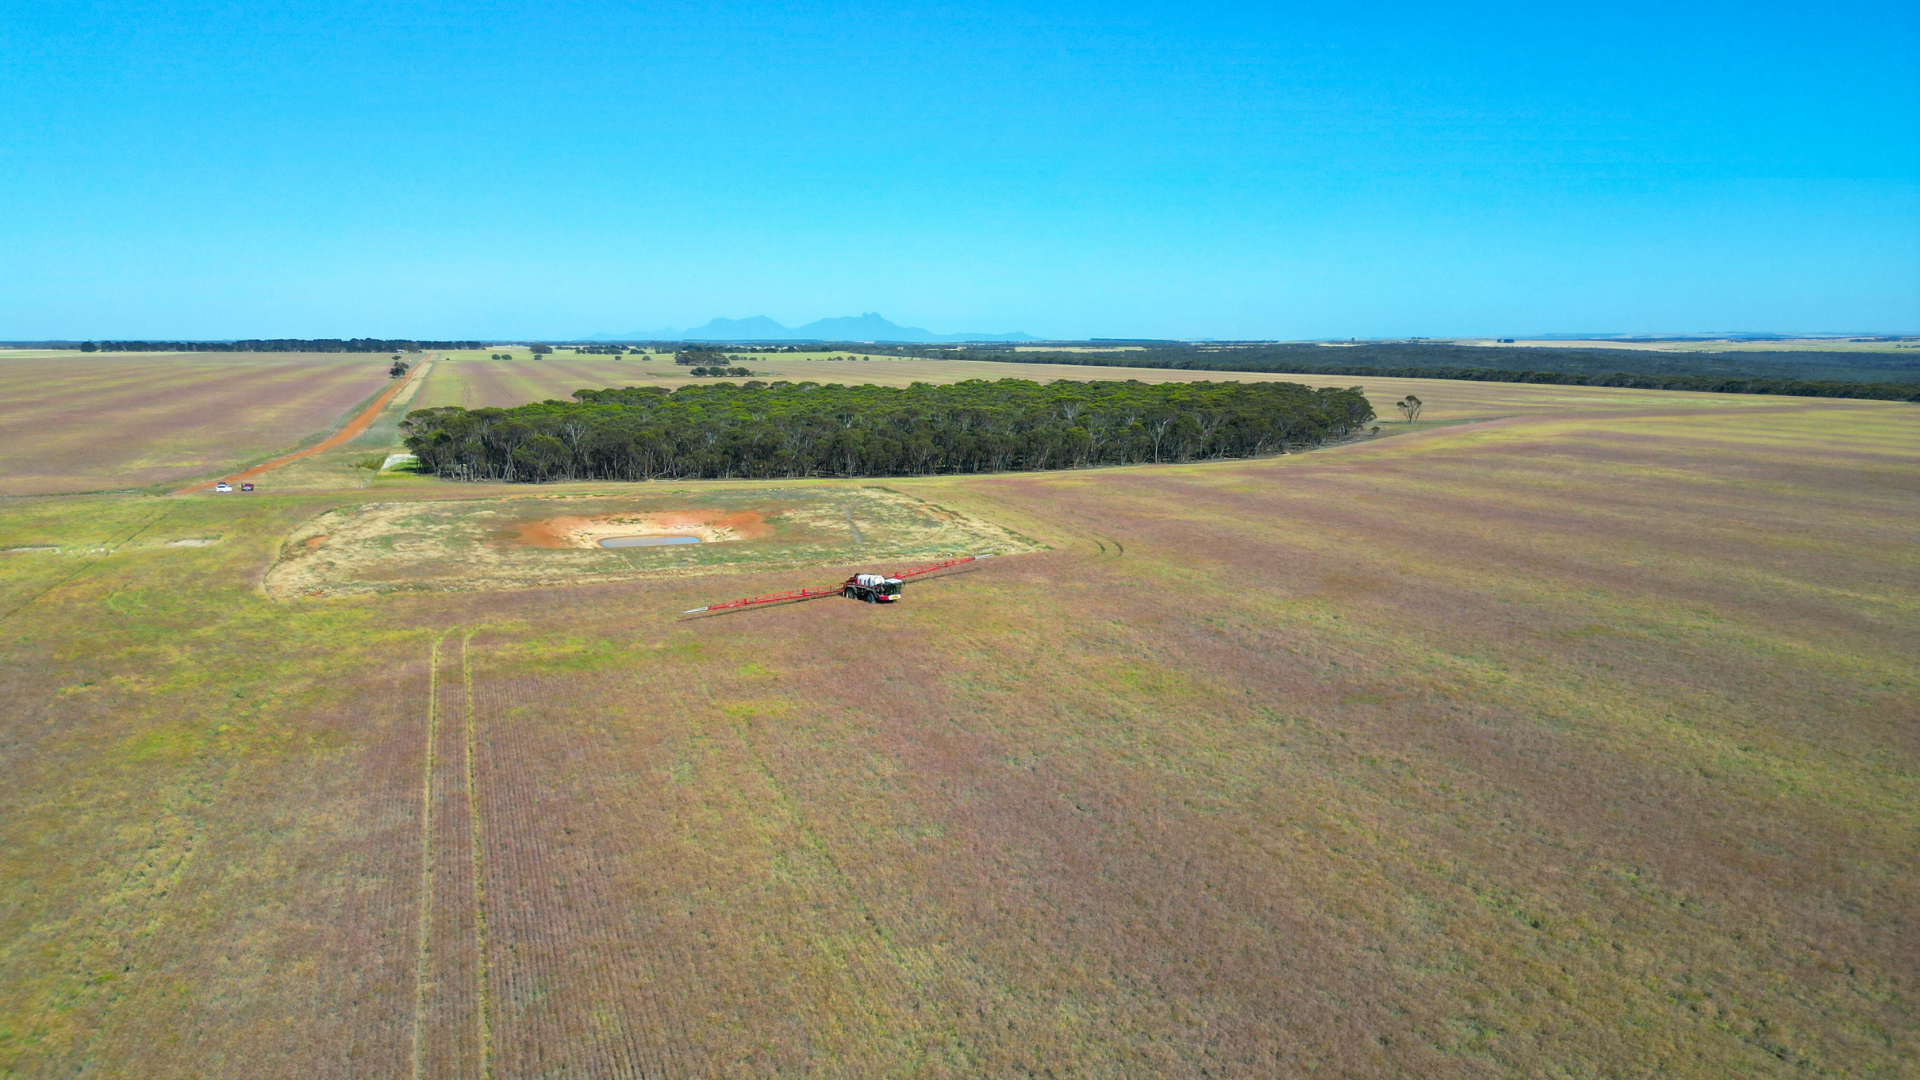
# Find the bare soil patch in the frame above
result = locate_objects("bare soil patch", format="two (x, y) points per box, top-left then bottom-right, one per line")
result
(510, 509), (772, 549)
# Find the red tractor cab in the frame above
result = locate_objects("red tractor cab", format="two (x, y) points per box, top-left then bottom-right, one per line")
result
(842, 572), (903, 603)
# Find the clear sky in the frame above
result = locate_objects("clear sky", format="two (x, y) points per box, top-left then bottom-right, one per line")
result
(4, 0), (1917, 340)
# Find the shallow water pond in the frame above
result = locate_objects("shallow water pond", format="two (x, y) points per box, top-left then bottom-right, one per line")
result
(599, 535), (702, 548)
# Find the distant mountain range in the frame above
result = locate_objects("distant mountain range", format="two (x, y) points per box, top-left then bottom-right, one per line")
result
(587, 313), (1035, 343)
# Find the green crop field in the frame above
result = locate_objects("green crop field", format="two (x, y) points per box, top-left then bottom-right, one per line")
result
(0, 371), (1914, 1076)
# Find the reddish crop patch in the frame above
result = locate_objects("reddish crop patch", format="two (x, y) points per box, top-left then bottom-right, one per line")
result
(413, 357), (648, 412)
(0, 353), (395, 494)
(174, 360), (427, 493)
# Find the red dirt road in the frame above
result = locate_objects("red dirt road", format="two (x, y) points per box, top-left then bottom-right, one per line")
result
(174, 359), (429, 494)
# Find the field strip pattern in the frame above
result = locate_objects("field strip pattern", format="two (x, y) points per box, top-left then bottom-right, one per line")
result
(453, 659), (1109, 1074)
(693, 673), (949, 1053)
(176, 359), (434, 494)
(0, 353), (398, 494)
(411, 628), (495, 1080)
(410, 635), (696, 1077)
(411, 633), (443, 1080)
(469, 672), (691, 1078)
(462, 631), (494, 1080)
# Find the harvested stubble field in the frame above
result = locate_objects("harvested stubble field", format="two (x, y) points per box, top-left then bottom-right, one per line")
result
(414, 349), (1443, 408)
(0, 352), (400, 495)
(0, 381), (1914, 1077)
(415, 348), (1847, 432)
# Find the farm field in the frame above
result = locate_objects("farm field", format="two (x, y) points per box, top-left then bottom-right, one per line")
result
(0, 384), (1915, 1076)
(416, 348), (1834, 424)
(3, 347), (1814, 504)
(1453, 336), (1920, 354)
(416, 350), (1160, 410)
(0, 352), (402, 496)
(174, 359), (434, 495)
(415, 349), (1396, 406)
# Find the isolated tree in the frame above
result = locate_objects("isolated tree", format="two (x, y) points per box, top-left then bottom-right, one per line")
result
(1397, 394), (1422, 422)
(390, 360), (410, 377)
(530, 344), (552, 355)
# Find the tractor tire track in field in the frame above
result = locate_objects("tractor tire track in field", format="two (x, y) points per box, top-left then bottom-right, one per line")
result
(461, 631), (495, 1080)
(411, 632), (446, 1080)
(411, 626), (498, 1080)
(399, 642), (699, 1078)
(174, 358), (434, 495)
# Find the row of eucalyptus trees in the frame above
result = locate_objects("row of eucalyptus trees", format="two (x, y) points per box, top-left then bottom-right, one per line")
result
(401, 378), (1375, 482)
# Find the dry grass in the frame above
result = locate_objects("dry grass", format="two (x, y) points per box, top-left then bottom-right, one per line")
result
(414, 349), (1432, 406)
(0, 387), (1913, 1076)
(261, 486), (1041, 598)
(0, 353), (399, 495)
(414, 349), (1862, 431)
(4, 346), (1804, 504)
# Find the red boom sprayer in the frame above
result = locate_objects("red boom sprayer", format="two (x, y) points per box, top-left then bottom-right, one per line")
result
(680, 555), (982, 615)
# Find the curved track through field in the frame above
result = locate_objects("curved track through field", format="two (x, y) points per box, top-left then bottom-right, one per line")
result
(173, 358), (432, 494)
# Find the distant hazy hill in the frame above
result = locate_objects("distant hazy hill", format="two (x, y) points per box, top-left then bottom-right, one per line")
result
(588, 313), (1034, 343)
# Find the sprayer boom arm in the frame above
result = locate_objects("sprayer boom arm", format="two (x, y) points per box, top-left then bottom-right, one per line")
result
(893, 555), (980, 579)
(681, 586), (839, 615)
(681, 555), (988, 615)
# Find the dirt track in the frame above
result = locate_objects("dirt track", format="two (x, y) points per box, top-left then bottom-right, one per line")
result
(174, 359), (432, 494)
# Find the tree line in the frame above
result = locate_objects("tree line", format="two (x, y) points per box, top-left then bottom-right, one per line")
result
(924, 343), (1920, 402)
(1280, 367), (1920, 402)
(73, 339), (484, 353)
(401, 378), (1375, 482)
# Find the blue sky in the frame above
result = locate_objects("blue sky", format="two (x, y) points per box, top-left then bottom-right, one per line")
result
(4, 0), (1917, 340)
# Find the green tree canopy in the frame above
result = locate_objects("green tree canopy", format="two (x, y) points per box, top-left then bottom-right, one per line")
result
(402, 377), (1375, 483)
